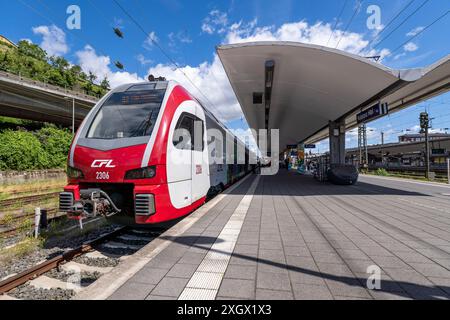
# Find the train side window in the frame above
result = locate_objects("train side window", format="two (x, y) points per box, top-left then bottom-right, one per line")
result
(173, 115), (193, 150)
(193, 119), (204, 152)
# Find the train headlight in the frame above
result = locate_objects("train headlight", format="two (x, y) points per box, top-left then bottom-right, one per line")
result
(125, 166), (156, 180)
(67, 166), (84, 179)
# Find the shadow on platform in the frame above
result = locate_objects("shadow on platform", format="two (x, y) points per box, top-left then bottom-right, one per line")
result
(161, 235), (449, 300)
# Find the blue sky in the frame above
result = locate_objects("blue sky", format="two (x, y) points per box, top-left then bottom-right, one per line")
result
(1, 0), (449, 152)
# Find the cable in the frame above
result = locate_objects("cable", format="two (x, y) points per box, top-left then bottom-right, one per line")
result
(327, 0), (348, 46)
(335, 0), (364, 49)
(366, 0), (416, 49)
(389, 10), (450, 55)
(112, 0), (228, 122)
(373, 0), (430, 49)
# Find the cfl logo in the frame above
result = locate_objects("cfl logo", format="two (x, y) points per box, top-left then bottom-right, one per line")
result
(91, 160), (116, 168)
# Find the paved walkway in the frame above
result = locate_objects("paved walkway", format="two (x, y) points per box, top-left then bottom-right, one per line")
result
(108, 171), (450, 300)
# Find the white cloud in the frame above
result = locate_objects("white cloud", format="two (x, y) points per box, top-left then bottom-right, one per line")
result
(147, 55), (242, 122)
(136, 54), (153, 66)
(406, 26), (424, 37)
(403, 42), (418, 52)
(226, 20), (390, 58)
(201, 10), (228, 34)
(147, 19), (391, 125)
(168, 31), (192, 48)
(394, 52), (406, 60)
(143, 31), (158, 51)
(32, 25), (68, 56)
(76, 45), (144, 88)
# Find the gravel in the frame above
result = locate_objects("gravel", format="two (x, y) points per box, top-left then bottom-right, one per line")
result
(8, 284), (75, 300)
(0, 222), (121, 281)
(96, 245), (137, 256)
(115, 238), (150, 246)
(45, 269), (101, 285)
(73, 255), (119, 268)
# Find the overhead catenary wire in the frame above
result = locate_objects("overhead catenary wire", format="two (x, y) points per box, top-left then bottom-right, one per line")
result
(335, 0), (365, 49)
(389, 10), (450, 56)
(373, 0), (430, 49)
(366, 0), (416, 49)
(327, 0), (349, 46)
(112, 0), (227, 122)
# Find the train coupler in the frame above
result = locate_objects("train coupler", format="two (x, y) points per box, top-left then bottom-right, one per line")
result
(67, 189), (121, 227)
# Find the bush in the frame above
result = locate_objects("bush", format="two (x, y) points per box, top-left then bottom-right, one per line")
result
(375, 168), (389, 176)
(0, 130), (50, 170)
(36, 125), (72, 168)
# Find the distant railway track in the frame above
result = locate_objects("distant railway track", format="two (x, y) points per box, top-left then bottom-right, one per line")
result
(2, 188), (61, 197)
(0, 208), (60, 237)
(0, 226), (127, 294)
(0, 225), (164, 300)
(0, 192), (60, 208)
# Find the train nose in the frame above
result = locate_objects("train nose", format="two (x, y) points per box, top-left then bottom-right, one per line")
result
(72, 144), (148, 183)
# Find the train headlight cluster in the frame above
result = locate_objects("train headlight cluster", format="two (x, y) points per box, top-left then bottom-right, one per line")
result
(67, 166), (84, 179)
(125, 166), (156, 180)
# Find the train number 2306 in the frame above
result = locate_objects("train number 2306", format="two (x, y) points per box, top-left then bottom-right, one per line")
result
(96, 172), (110, 180)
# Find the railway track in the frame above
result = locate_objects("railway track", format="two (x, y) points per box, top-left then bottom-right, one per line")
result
(0, 225), (164, 300)
(0, 208), (61, 237)
(0, 192), (60, 208)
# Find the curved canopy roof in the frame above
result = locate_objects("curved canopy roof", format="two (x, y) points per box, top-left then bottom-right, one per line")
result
(217, 42), (450, 148)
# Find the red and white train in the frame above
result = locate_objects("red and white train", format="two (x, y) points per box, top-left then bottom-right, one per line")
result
(59, 80), (256, 224)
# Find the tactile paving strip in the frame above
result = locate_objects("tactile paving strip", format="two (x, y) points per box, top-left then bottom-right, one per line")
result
(178, 175), (260, 300)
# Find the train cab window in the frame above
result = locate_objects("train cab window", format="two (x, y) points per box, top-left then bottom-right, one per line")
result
(87, 89), (165, 139)
(173, 113), (204, 151)
(173, 115), (193, 150)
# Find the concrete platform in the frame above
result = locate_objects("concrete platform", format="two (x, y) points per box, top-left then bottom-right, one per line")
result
(106, 171), (450, 300)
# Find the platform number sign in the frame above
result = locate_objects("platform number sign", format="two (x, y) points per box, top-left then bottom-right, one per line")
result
(357, 102), (389, 124)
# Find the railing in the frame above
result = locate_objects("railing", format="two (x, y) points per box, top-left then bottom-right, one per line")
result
(0, 70), (100, 102)
(314, 155), (330, 182)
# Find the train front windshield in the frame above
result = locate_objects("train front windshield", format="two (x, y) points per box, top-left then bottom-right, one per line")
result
(87, 88), (166, 139)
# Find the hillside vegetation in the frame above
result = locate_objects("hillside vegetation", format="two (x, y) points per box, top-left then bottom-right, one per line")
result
(0, 40), (109, 97)
(0, 118), (72, 171)
(0, 40), (100, 171)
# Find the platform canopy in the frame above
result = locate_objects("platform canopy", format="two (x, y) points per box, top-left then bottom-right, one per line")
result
(217, 42), (450, 148)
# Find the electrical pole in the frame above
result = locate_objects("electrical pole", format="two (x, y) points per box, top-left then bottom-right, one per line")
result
(420, 112), (430, 179)
(72, 97), (75, 135)
(358, 124), (368, 169)
(381, 131), (384, 166)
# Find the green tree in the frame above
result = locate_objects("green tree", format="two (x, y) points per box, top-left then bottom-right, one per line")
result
(100, 77), (110, 91)
(50, 56), (70, 72)
(0, 130), (49, 170)
(88, 71), (97, 84)
(36, 125), (72, 168)
(17, 40), (47, 61)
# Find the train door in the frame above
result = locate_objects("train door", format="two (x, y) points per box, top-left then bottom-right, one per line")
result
(168, 110), (193, 209)
(192, 107), (209, 202)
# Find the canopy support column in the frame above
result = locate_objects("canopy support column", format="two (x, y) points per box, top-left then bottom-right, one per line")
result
(329, 120), (346, 165)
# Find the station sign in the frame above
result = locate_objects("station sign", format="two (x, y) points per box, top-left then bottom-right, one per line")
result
(357, 102), (389, 124)
(304, 144), (316, 149)
(286, 144), (297, 149)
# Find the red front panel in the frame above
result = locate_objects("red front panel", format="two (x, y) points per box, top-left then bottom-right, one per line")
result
(70, 144), (147, 184)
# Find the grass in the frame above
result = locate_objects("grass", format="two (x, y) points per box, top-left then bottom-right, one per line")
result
(0, 177), (66, 200)
(0, 236), (44, 264)
(366, 170), (449, 184)
(0, 212), (15, 226)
